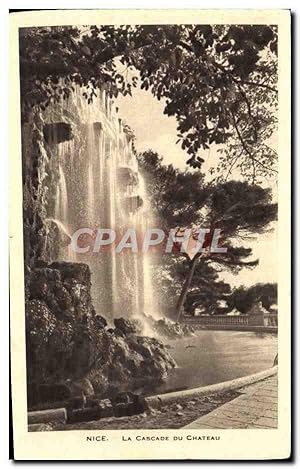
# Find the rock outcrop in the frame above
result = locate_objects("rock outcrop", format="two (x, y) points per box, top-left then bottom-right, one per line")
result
(26, 262), (176, 408)
(152, 318), (195, 339)
(139, 313), (195, 339)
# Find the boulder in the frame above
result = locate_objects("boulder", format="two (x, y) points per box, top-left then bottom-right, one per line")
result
(127, 337), (153, 360)
(114, 317), (138, 335)
(84, 328), (176, 397)
(94, 315), (107, 330)
(112, 392), (147, 417)
(153, 317), (195, 339)
(98, 398), (114, 417)
(114, 328), (125, 338)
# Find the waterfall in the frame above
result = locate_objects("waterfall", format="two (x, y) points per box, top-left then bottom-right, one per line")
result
(56, 164), (68, 223)
(45, 86), (158, 322)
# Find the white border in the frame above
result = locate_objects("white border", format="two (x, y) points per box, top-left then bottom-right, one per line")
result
(1, 2), (297, 467)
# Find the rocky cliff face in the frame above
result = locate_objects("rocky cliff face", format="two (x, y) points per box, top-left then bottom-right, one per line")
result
(22, 109), (63, 291)
(26, 262), (176, 407)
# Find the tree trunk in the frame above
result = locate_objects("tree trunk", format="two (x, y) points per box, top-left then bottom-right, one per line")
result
(175, 253), (201, 322)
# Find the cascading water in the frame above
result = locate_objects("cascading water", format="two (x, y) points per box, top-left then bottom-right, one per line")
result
(56, 163), (68, 223)
(44, 86), (158, 323)
(137, 176), (158, 318)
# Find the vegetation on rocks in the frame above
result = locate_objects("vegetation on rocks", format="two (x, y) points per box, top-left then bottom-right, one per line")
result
(26, 262), (176, 408)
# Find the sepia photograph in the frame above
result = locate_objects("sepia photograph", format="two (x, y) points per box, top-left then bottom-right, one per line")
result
(9, 9), (291, 460)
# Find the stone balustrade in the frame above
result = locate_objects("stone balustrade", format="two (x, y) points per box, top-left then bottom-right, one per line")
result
(182, 312), (278, 331)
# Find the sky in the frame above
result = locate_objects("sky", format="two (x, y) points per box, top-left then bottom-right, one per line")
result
(117, 87), (188, 170)
(116, 88), (278, 288)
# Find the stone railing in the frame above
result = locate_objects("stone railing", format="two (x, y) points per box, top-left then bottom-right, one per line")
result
(263, 313), (278, 327)
(182, 312), (278, 331)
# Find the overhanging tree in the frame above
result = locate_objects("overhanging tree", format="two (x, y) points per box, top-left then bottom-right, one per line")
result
(19, 24), (278, 181)
(20, 25), (279, 320)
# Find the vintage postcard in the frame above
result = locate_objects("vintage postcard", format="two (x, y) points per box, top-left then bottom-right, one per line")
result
(9, 9), (291, 460)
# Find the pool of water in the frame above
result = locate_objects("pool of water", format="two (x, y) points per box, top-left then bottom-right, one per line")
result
(152, 330), (277, 395)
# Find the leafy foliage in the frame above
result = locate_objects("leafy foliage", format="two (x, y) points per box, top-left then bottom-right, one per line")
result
(139, 151), (277, 238)
(227, 283), (277, 313)
(208, 180), (277, 237)
(19, 24), (278, 179)
(139, 150), (277, 317)
(138, 150), (209, 229)
(170, 258), (232, 315)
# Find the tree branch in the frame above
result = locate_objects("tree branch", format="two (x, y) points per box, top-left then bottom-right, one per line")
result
(225, 150), (243, 181)
(231, 111), (278, 175)
(235, 79), (277, 94)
